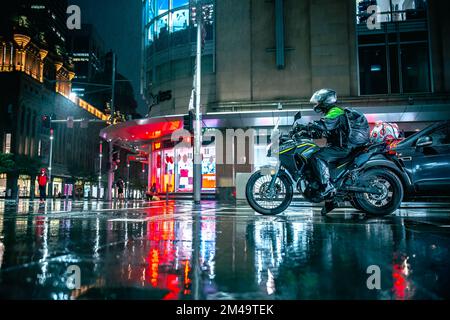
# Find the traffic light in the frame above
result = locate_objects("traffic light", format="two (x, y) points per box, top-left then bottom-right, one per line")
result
(183, 110), (194, 134)
(41, 115), (51, 129)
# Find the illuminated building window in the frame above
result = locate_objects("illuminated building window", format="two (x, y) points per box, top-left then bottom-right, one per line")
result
(3, 133), (11, 154)
(38, 139), (41, 157)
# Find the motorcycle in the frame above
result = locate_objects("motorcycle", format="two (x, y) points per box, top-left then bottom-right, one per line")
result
(245, 111), (405, 216)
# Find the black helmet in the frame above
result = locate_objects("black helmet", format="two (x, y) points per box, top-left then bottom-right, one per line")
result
(310, 89), (337, 113)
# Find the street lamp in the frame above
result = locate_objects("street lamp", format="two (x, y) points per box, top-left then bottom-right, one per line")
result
(98, 141), (103, 200)
(126, 162), (130, 200)
(106, 53), (116, 202)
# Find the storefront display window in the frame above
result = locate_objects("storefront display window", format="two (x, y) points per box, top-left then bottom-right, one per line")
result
(0, 174), (6, 197)
(18, 175), (31, 197)
(176, 146), (193, 192)
(150, 141), (216, 193)
(53, 178), (63, 197)
(84, 182), (91, 198)
(75, 181), (84, 199)
(202, 145), (216, 190)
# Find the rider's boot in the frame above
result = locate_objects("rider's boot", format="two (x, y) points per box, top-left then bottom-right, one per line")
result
(321, 200), (337, 216)
(316, 159), (336, 198)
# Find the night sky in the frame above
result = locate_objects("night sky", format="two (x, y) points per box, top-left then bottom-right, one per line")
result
(71, 0), (146, 115)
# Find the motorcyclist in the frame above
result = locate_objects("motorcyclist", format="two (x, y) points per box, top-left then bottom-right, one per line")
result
(292, 89), (370, 215)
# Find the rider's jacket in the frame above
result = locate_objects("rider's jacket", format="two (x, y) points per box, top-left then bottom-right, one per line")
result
(309, 106), (348, 147)
(308, 106), (370, 148)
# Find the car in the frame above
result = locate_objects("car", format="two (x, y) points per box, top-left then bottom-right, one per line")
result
(391, 121), (450, 200)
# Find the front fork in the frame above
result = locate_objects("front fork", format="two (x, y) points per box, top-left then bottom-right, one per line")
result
(268, 163), (281, 196)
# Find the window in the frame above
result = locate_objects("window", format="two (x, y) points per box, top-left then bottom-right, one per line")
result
(157, 0), (169, 16)
(357, 0), (427, 25)
(429, 126), (450, 146)
(156, 15), (169, 37)
(358, 46), (388, 94)
(356, 0), (431, 95)
(401, 43), (430, 93)
(3, 133), (11, 154)
(172, 9), (189, 32)
(173, 0), (189, 8)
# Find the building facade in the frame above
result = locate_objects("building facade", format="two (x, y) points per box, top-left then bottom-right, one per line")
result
(68, 24), (106, 99)
(0, 0), (113, 199)
(0, 72), (107, 199)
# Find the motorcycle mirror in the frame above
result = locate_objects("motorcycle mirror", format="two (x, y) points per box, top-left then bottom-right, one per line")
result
(294, 111), (302, 122)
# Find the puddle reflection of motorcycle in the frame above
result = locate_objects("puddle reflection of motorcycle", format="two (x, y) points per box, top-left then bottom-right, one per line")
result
(246, 110), (405, 216)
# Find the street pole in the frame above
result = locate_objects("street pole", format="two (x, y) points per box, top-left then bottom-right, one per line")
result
(98, 141), (103, 200)
(193, 0), (203, 204)
(106, 53), (116, 202)
(48, 128), (54, 198)
(127, 162), (130, 200)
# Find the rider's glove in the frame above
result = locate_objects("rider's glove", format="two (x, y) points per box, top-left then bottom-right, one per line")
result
(307, 123), (324, 139)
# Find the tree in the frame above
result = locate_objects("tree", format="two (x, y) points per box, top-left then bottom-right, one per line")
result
(0, 153), (42, 176)
(0, 154), (42, 199)
(14, 155), (42, 176)
(0, 153), (15, 174)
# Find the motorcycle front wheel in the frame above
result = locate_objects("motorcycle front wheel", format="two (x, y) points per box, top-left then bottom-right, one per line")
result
(245, 170), (294, 215)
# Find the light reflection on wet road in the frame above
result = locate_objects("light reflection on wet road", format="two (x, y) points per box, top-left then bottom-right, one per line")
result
(0, 199), (449, 300)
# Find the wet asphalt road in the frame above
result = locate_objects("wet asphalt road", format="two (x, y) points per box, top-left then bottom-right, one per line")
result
(0, 199), (449, 300)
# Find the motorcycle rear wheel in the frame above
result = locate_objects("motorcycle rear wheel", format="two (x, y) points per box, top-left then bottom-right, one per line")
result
(350, 198), (364, 212)
(246, 170), (293, 215)
(354, 168), (403, 216)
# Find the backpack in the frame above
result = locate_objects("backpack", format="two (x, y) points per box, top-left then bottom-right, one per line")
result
(344, 108), (370, 147)
(370, 121), (401, 143)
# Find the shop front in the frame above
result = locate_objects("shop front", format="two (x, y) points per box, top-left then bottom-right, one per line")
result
(100, 116), (218, 196)
(52, 177), (64, 197)
(18, 175), (31, 197)
(149, 140), (216, 194)
(0, 174), (6, 198)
